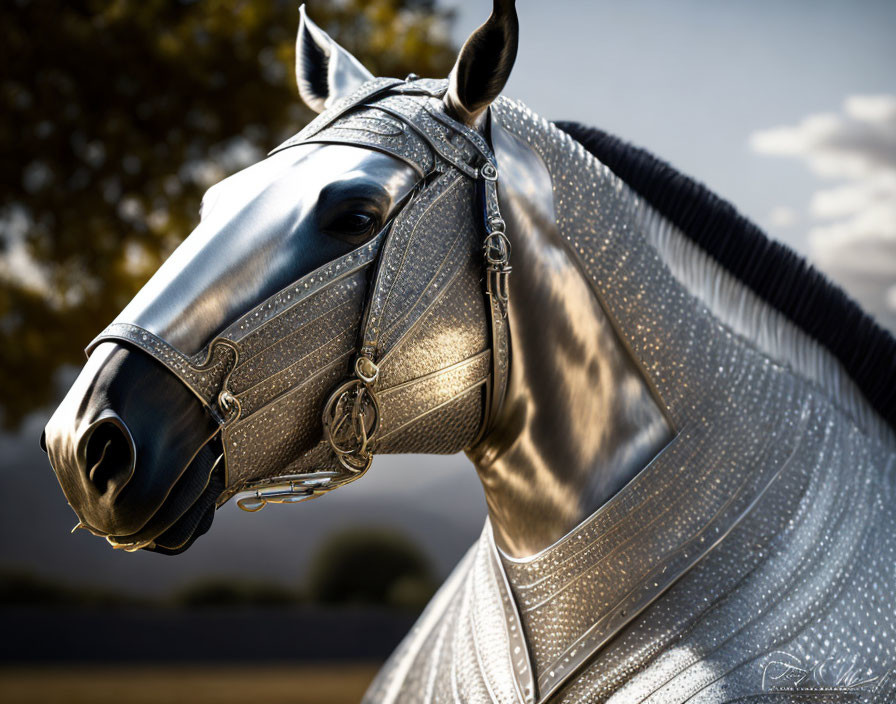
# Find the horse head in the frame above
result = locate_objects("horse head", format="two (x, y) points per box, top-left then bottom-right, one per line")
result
(43, 2), (527, 554)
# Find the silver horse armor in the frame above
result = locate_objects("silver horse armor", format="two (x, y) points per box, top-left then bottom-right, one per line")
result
(89, 41), (896, 704)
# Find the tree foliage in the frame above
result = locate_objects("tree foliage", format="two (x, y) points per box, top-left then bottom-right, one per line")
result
(1, 0), (456, 428)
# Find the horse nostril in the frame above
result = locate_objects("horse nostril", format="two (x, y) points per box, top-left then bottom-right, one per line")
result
(40, 429), (47, 453)
(83, 418), (135, 496)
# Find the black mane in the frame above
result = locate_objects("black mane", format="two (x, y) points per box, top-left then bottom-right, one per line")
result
(555, 121), (896, 432)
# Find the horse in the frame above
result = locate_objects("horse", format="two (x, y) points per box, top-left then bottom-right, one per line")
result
(43, 1), (896, 701)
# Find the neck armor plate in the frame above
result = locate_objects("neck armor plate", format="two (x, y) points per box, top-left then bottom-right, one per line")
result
(86, 77), (511, 511)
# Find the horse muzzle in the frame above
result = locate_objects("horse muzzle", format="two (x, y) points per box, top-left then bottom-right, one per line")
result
(42, 341), (223, 553)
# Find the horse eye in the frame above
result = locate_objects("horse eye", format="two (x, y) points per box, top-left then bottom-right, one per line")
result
(327, 211), (378, 242)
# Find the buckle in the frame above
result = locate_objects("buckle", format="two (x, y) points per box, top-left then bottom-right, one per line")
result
(484, 231), (512, 267)
(234, 470), (352, 512)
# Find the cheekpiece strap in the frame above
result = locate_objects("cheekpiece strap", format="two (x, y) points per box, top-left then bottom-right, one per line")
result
(479, 162), (512, 443)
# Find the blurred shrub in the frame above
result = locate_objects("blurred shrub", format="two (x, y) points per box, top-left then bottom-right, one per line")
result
(1, 528), (438, 610)
(387, 573), (438, 611)
(307, 527), (436, 609)
(1, 0), (457, 428)
(172, 577), (301, 607)
(0, 569), (143, 606)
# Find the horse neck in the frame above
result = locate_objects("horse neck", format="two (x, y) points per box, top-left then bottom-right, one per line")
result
(456, 101), (896, 691)
(467, 118), (672, 558)
(471, 99), (894, 559)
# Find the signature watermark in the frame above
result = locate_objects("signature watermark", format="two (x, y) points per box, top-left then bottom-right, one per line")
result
(761, 651), (890, 693)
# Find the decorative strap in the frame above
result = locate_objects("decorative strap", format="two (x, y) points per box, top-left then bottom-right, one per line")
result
(479, 161), (512, 441)
(306, 87), (514, 466)
(86, 323), (241, 425)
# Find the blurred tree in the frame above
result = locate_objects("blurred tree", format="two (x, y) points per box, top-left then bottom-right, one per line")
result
(307, 527), (436, 609)
(0, 0), (457, 428)
(173, 576), (301, 607)
(0, 569), (144, 605)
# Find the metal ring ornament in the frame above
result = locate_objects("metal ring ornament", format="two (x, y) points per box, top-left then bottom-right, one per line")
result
(354, 355), (379, 384)
(217, 389), (241, 422)
(322, 377), (380, 473)
(479, 162), (499, 181)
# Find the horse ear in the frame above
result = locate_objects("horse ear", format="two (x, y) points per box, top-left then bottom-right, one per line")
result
(295, 5), (374, 114)
(444, 0), (519, 126)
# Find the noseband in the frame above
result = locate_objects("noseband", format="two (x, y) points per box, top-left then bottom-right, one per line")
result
(86, 77), (511, 511)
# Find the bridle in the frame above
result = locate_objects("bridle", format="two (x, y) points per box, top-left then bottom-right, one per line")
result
(86, 76), (512, 513)
(234, 77), (512, 510)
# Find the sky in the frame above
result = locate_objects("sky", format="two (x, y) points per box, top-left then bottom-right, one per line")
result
(449, 0), (896, 333)
(1, 0), (894, 594)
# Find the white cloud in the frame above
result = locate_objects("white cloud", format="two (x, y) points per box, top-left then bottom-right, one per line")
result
(751, 94), (896, 180)
(768, 205), (798, 228)
(886, 284), (896, 313)
(845, 95), (896, 128)
(750, 94), (896, 332)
